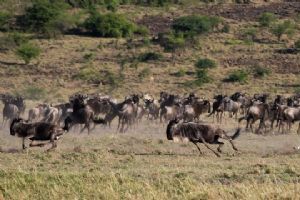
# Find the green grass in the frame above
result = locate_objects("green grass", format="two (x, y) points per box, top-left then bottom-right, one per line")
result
(2, 115), (300, 200)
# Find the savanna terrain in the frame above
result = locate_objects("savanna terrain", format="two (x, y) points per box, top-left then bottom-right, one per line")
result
(1, 0), (300, 199)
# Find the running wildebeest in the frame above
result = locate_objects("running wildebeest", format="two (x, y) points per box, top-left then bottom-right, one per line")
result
(10, 118), (68, 150)
(166, 119), (241, 157)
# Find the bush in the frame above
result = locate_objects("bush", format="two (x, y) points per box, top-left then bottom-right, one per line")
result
(83, 11), (135, 37)
(105, 0), (119, 11)
(222, 24), (230, 33)
(0, 11), (12, 31)
(138, 67), (151, 80)
(195, 58), (217, 70)
(0, 32), (29, 50)
(134, 26), (149, 36)
(259, 12), (276, 27)
(253, 65), (270, 78)
(158, 32), (185, 52)
(138, 52), (162, 62)
(226, 70), (248, 83)
(131, 0), (180, 7)
(271, 20), (295, 41)
(174, 68), (186, 77)
(75, 66), (101, 82)
(295, 40), (300, 49)
(16, 43), (41, 64)
(172, 15), (221, 38)
(23, 86), (46, 100)
(241, 27), (257, 42)
(194, 69), (211, 86)
(21, 0), (68, 33)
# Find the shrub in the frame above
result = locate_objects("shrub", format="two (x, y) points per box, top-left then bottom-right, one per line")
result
(194, 69), (211, 86)
(0, 11), (12, 31)
(75, 66), (101, 82)
(131, 0), (180, 7)
(83, 11), (135, 37)
(138, 67), (151, 80)
(195, 58), (217, 70)
(23, 86), (46, 100)
(172, 15), (221, 38)
(138, 52), (162, 62)
(105, 0), (119, 11)
(16, 43), (41, 64)
(21, 0), (68, 33)
(226, 70), (248, 83)
(253, 65), (270, 78)
(271, 20), (295, 41)
(134, 25), (149, 36)
(65, 0), (103, 8)
(158, 32), (185, 52)
(295, 39), (300, 49)
(222, 24), (230, 33)
(241, 27), (257, 42)
(259, 12), (276, 27)
(0, 32), (29, 50)
(174, 68), (186, 77)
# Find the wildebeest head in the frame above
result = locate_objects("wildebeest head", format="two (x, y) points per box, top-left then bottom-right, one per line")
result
(166, 118), (180, 140)
(10, 118), (24, 136)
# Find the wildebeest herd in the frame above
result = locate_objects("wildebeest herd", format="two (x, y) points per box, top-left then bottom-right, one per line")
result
(1, 91), (300, 156)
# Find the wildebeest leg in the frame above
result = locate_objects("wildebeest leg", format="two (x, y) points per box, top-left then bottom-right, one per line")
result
(22, 137), (26, 149)
(297, 123), (300, 135)
(199, 137), (220, 157)
(216, 141), (224, 153)
(29, 140), (46, 147)
(192, 142), (202, 154)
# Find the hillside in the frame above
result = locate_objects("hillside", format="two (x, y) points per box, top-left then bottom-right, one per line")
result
(0, 0), (300, 101)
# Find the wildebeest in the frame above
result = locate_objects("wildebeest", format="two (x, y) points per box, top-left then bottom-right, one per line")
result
(66, 95), (106, 134)
(1, 97), (19, 127)
(239, 102), (270, 133)
(280, 107), (300, 134)
(166, 119), (241, 157)
(107, 97), (136, 133)
(10, 118), (67, 150)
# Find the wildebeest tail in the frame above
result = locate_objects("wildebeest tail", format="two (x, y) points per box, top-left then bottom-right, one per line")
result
(93, 118), (107, 124)
(231, 128), (241, 140)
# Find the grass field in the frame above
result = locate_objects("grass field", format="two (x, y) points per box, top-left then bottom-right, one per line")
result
(1, 114), (300, 200)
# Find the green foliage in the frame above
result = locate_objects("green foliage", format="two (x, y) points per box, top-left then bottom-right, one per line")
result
(222, 24), (230, 33)
(174, 68), (186, 77)
(131, 0), (180, 7)
(16, 43), (41, 64)
(138, 52), (162, 62)
(241, 27), (257, 42)
(259, 12), (276, 27)
(23, 86), (46, 100)
(83, 52), (94, 62)
(21, 0), (68, 33)
(295, 39), (300, 49)
(75, 66), (101, 82)
(195, 58), (217, 70)
(138, 67), (151, 80)
(194, 69), (211, 86)
(271, 20), (295, 41)
(172, 15), (221, 38)
(84, 11), (135, 37)
(0, 11), (11, 31)
(226, 70), (248, 83)
(253, 65), (270, 78)
(134, 26), (149, 36)
(0, 32), (29, 50)
(65, 0), (103, 8)
(158, 32), (185, 52)
(105, 0), (119, 11)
